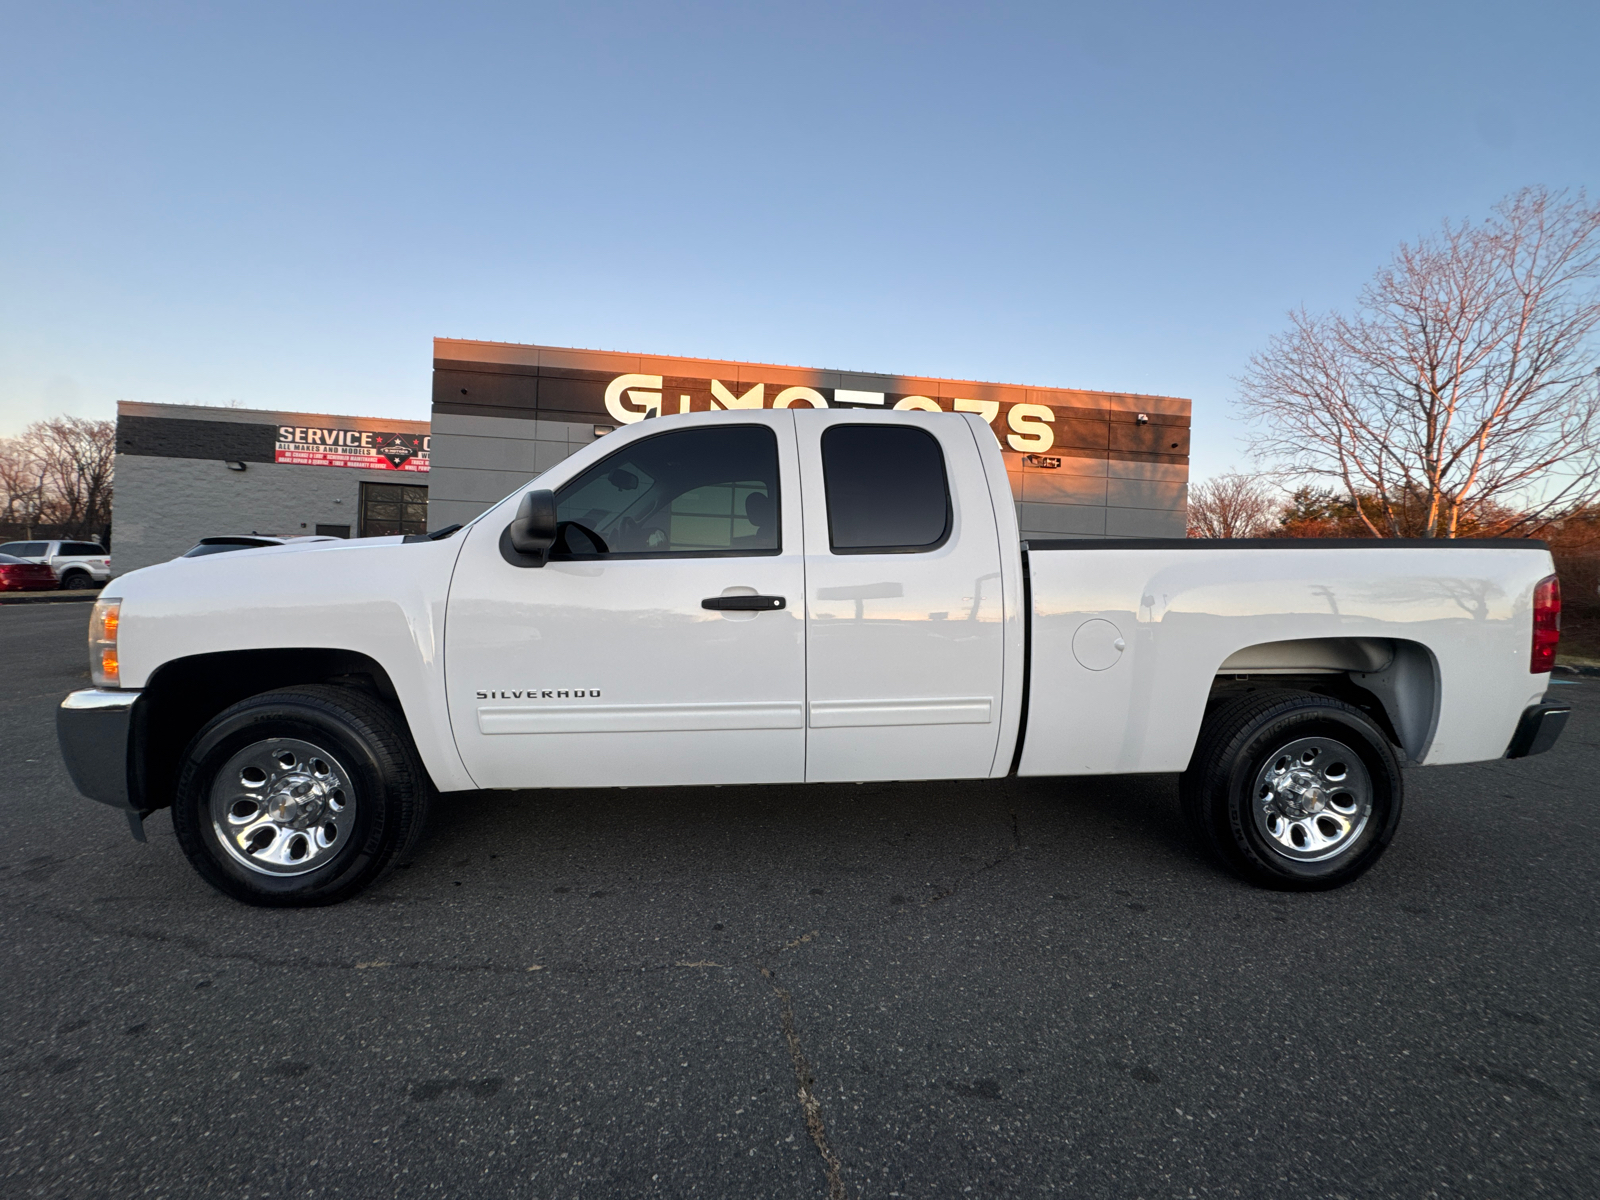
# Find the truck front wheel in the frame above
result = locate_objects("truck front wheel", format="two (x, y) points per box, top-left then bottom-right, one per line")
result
(1180, 690), (1402, 890)
(171, 686), (430, 906)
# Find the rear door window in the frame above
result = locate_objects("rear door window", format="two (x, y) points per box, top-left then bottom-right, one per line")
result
(820, 425), (951, 553)
(553, 425), (780, 558)
(0, 542), (48, 557)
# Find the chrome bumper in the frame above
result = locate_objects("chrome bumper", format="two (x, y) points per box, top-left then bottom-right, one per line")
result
(57, 688), (142, 810)
(1504, 702), (1570, 759)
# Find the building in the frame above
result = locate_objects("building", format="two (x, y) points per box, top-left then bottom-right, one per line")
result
(428, 339), (1190, 539)
(110, 401), (431, 574)
(107, 342), (1190, 576)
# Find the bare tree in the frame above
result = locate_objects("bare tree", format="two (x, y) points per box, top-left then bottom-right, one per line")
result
(33, 417), (116, 539)
(1240, 187), (1600, 537)
(1187, 472), (1280, 538)
(0, 419), (116, 540)
(0, 436), (50, 537)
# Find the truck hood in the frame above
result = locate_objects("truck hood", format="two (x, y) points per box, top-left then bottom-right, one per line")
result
(104, 536), (409, 600)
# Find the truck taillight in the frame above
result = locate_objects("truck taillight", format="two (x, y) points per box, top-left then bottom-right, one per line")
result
(90, 598), (121, 688)
(1531, 574), (1560, 674)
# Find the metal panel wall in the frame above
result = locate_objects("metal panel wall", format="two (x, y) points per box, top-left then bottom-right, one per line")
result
(429, 339), (1190, 539)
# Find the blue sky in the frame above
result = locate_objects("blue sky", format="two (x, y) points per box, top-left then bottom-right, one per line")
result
(3, 1), (1596, 479)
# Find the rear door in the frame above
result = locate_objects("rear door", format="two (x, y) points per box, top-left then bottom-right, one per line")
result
(445, 411), (807, 789)
(796, 411), (1008, 782)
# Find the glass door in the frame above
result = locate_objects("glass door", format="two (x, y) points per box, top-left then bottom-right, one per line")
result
(359, 482), (428, 537)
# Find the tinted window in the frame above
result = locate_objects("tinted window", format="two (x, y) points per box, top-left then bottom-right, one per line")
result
(821, 425), (951, 553)
(0, 554), (26, 564)
(0, 542), (47, 557)
(553, 425), (780, 558)
(63, 542), (104, 555)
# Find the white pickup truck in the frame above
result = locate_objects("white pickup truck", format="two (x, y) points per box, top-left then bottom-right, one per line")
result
(57, 409), (1570, 905)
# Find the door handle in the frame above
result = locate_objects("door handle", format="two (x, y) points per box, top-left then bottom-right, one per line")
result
(701, 595), (786, 611)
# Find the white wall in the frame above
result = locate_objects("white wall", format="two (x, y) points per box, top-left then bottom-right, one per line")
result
(110, 454), (409, 575)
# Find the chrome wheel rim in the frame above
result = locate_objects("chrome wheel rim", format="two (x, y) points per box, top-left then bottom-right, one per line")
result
(1251, 735), (1372, 863)
(209, 738), (356, 876)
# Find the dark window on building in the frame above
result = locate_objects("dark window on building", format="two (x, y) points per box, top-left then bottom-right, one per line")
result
(360, 483), (428, 537)
(821, 425), (951, 553)
(63, 542), (105, 555)
(552, 425), (779, 558)
(315, 524), (351, 539)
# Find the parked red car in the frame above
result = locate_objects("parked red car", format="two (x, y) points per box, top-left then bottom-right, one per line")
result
(0, 553), (59, 592)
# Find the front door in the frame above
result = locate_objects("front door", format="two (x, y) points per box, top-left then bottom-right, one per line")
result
(796, 411), (1008, 782)
(445, 412), (806, 788)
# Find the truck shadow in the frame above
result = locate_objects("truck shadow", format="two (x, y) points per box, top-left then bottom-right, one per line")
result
(409, 771), (1214, 892)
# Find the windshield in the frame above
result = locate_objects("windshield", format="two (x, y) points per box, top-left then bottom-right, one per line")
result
(182, 539), (278, 558)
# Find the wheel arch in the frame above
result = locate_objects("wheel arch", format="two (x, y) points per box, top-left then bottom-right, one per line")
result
(1206, 636), (1440, 764)
(133, 648), (423, 813)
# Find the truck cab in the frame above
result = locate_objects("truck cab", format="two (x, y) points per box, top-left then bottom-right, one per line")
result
(447, 408), (1020, 790)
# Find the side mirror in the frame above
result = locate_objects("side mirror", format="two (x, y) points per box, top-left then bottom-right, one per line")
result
(499, 489), (557, 567)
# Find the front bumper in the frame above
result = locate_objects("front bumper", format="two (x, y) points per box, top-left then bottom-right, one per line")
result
(57, 688), (142, 809)
(1504, 702), (1571, 759)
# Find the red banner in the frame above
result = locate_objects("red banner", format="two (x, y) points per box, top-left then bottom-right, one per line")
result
(274, 426), (430, 472)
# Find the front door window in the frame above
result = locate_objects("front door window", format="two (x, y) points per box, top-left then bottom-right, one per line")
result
(551, 425), (780, 557)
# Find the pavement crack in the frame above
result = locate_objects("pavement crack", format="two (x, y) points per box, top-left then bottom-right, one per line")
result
(0, 848), (107, 877)
(761, 965), (849, 1200)
(9, 902), (533, 975)
(923, 838), (1024, 907)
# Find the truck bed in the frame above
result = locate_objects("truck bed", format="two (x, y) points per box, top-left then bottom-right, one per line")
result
(1018, 537), (1554, 776)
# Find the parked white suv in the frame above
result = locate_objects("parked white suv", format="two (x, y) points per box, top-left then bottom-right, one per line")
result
(0, 540), (111, 590)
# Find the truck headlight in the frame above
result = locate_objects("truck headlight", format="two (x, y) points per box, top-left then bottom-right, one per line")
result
(90, 598), (121, 688)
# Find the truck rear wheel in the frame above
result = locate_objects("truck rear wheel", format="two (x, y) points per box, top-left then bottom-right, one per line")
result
(1180, 690), (1402, 890)
(171, 685), (430, 906)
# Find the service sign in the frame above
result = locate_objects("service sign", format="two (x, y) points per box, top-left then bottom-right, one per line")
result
(275, 426), (431, 472)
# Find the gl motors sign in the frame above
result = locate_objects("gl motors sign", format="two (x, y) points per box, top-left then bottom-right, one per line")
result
(604, 374), (1063, 453)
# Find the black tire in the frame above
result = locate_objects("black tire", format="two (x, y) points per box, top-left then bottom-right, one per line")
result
(59, 569), (91, 590)
(171, 685), (430, 906)
(1179, 689), (1403, 891)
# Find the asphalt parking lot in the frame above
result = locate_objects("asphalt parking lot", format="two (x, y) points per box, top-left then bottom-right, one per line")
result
(2, 603), (1597, 1199)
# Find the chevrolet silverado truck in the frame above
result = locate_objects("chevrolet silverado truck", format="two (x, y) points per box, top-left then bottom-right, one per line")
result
(56, 409), (1570, 905)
